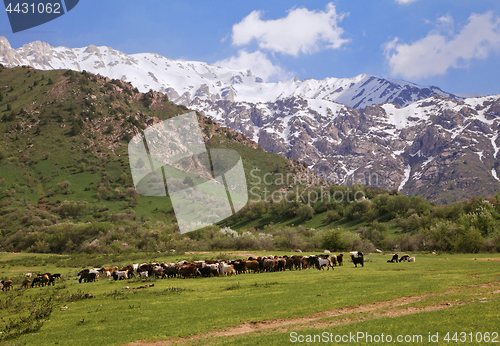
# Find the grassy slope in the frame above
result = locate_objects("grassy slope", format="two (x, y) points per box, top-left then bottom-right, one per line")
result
(0, 66), (300, 252)
(0, 252), (498, 345)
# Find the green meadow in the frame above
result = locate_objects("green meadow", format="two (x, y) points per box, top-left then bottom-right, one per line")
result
(0, 252), (499, 345)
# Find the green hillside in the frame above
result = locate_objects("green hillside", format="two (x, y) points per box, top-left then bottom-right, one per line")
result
(1, 65), (500, 255)
(0, 66), (300, 253)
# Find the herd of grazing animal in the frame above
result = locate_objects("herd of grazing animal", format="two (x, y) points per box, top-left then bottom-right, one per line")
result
(388, 254), (416, 263)
(72, 253), (364, 283)
(1, 252), (376, 291)
(30, 273), (60, 287)
(0, 273), (62, 291)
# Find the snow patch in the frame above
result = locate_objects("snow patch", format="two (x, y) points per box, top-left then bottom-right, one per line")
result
(398, 164), (411, 191)
(492, 168), (500, 182)
(476, 151), (484, 162)
(491, 134), (500, 159)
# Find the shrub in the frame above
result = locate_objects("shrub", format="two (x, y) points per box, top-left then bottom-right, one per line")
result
(56, 181), (71, 194)
(57, 200), (88, 217)
(126, 187), (140, 206)
(295, 204), (314, 220)
(323, 210), (342, 223)
(274, 228), (305, 250)
(71, 121), (82, 136)
(322, 229), (346, 251)
(452, 226), (485, 253)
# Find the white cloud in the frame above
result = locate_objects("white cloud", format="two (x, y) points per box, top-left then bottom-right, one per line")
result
(436, 14), (455, 35)
(395, 0), (419, 4)
(215, 50), (292, 82)
(231, 3), (349, 56)
(384, 12), (500, 79)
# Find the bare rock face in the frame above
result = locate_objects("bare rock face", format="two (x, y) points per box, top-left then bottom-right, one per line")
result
(206, 94), (500, 203)
(0, 36), (12, 54)
(84, 44), (101, 55)
(0, 37), (24, 66)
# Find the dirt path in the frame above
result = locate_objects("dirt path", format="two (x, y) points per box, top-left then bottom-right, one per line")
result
(123, 284), (500, 346)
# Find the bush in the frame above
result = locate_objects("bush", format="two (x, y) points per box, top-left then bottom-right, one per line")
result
(56, 181), (71, 194)
(323, 210), (342, 223)
(57, 200), (88, 217)
(126, 188), (140, 206)
(274, 228), (305, 250)
(322, 229), (346, 251)
(71, 121), (82, 136)
(452, 226), (485, 253)
(295, 204), (314, 220)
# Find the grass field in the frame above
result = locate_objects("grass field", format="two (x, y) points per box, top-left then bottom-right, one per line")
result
(0, 252), (499, 345)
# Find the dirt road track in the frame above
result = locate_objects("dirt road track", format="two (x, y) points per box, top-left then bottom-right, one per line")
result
(123, 282), (500, 346)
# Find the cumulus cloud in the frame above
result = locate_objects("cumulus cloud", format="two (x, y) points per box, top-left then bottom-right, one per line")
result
(384, 12), (500, 79)
(231, 3), (349, 56)
(215, 50), (293, 82)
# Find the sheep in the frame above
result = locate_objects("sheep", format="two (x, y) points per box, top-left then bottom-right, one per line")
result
(399, 255), (410, 262)
(21, 279), (31, 289)
(330, 254), (337, 266)
(1, 280), (13, 291)
(388, 254), (398, 263)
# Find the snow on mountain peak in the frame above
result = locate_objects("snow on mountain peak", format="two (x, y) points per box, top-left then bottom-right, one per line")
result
(0, 37), (460, 109)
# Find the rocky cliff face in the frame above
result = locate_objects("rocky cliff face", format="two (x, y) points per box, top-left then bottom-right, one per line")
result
(153, 93), (500, 203)
(1, 37), (498, 202)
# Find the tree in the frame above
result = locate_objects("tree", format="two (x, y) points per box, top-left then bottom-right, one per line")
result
(120, 172), (127, 184)
(183, 176), (194, 187)
(135, 158), (145, 169)
(322, 229), (346, 251)
(71, 121), (82, 136)
(296, 204), (314, 220)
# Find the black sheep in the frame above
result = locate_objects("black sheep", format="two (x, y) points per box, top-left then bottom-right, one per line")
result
(351, 252), (364, 267)
(399, 255), (410, 262)
(388, 254), (399, 263)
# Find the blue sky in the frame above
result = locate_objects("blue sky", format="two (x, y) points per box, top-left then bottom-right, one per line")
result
(1, 0), (500, 95)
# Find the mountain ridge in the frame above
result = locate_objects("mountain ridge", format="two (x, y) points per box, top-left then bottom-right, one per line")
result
(1, 37), (500, 203)
(0, 37), (463, 109)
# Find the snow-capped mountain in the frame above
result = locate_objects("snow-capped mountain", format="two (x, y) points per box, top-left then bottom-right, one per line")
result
(1, 37), (499, 202)
(0, 37), (458, 109)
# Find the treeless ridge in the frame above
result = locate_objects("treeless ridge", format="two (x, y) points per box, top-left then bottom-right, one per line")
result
(122, 283), (500, 346)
